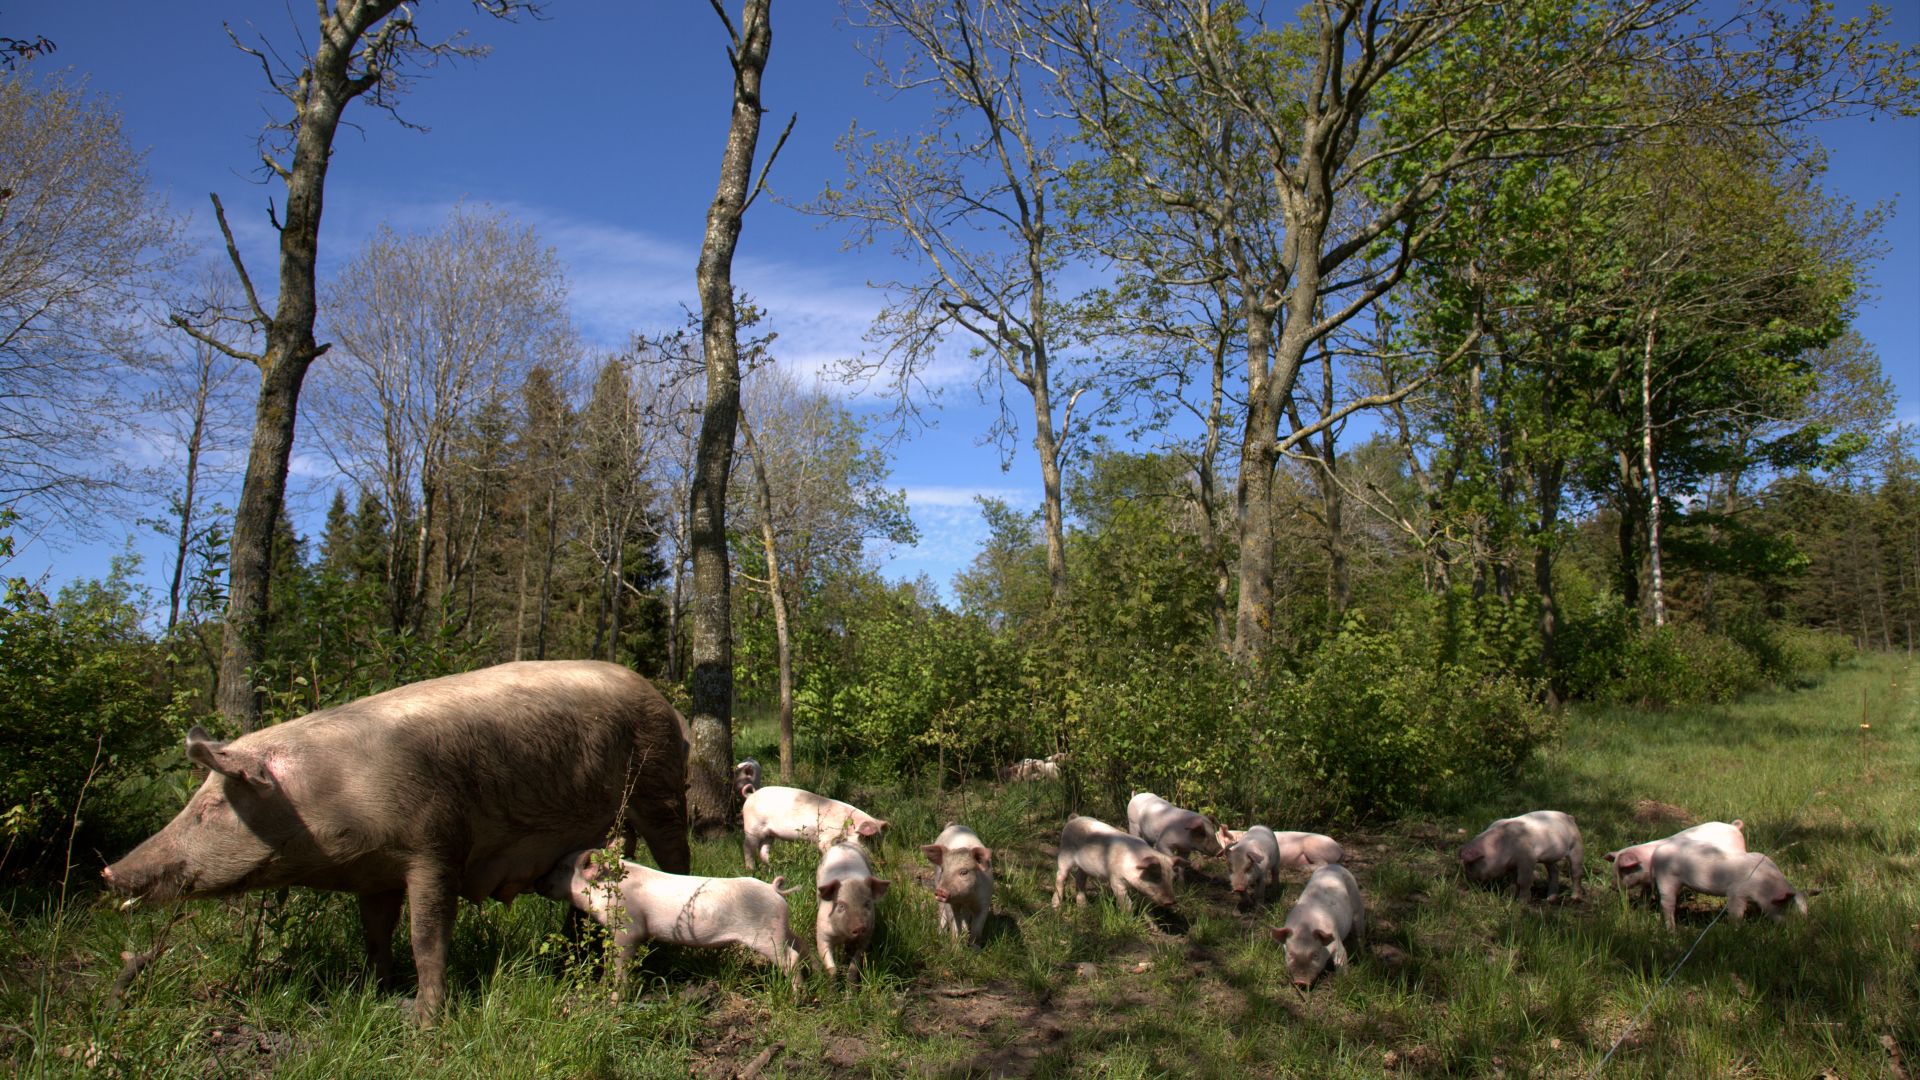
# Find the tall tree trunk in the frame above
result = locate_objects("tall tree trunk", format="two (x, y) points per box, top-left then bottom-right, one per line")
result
(688, 0), (775, 836)
(536, 482), (557, 660)
(167, 396), (209, 636)
(212, 2), (419, 732)
(513, 498), (531, 660)
(1232, 305), (1280, 666)
(1029, 365), (1070, 608)
(742, 417), (794, 783)
(1641, 311), (1667, 627)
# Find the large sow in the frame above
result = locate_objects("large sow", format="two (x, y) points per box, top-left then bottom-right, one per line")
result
(101, 660), (690, 1020)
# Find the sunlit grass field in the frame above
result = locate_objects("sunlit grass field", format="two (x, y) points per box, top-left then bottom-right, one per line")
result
(4, 656), (1914, 1077)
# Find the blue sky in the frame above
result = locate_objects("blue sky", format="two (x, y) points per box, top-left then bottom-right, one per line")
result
(9, 0), (1918, 602)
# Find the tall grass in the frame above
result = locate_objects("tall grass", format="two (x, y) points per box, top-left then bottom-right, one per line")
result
(3, 658), (1913, 1077)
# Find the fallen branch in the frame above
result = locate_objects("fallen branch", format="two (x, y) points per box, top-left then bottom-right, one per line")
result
(734, 1041), (783, 1080)
(108, 910), (187, 1010)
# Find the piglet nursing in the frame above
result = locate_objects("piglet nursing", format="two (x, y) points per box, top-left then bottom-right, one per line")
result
(1053, 814), (1178, 913)
(816, 841), (889, 978)
(1271, 864), (1364, 991)
(741, 786), (889, 868)
(922, 823), (993, 946)
(1651, 840), (1814, 930)
(540, 849), (802, 988)
(1460, 810), (1584, 901)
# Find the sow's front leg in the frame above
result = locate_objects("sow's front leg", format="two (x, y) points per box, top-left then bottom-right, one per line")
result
(404, 862), (461, 1024)
(358, 889), (404, 988)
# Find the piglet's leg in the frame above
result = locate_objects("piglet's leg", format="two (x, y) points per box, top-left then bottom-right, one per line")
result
(359, 889), (404, 989)
(1512, 860), (1535, 901)
(404, 862), (460, 1025)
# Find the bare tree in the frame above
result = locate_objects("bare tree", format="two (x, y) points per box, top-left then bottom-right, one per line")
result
(0, 73), (178, 525)
(820, 0), (1097, 609)
(170, 0), (539, 733)
(688, 0), (791, 835)
(150, 277), (251, 636)
(738, 362), (914, 781)
(312, 204), (569, 634)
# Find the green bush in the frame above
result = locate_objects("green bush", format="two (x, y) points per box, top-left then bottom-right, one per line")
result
(1065, 645), (1255, 818)
(0, 557), (167, 858)
(1729, 619), (1856, 687)
(1604, 622), (1763, 708)
(799, 599), (1032, 782)
(1269, 612), (1556, 822)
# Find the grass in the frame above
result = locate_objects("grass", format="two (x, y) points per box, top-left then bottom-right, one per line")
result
(3, 656), (1915, 1077)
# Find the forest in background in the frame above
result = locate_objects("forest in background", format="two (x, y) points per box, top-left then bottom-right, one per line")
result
(2, 0), (1919, 864)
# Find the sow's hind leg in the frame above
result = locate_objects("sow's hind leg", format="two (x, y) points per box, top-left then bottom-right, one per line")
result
(629, 790), (691, 876)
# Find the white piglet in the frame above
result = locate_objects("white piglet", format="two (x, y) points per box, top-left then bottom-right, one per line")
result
(1127, 792), (1224, 874)
(1459, 810), (1585, 901)
(1270, 864), (1364, 991)
(538, 848), (803, 990)
(1219, 826), (1285, 908)
(1604, 819), (1745, 898)
(1651, 840), (1815, 930)
(741, 786), (889, 869)
(815, 841), (889, 978)
(921, 823), (993, 946)
(1053, 814), (1179, 913)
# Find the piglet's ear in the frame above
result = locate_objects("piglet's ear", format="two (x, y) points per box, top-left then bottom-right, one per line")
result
(1245, 849), (1266, 867)
(859, 820), (884, 838)
(1731, 819), (1745, 831)
(1271, 927), (1292, 942)
(818, 881), (842, 902)
(185, 726), (275, 794)
(869, 877), (890, 898)
(1603, 851), (1619, 864)
(972, 847), (993, 867)
(1312, 929), (1335, 944)
(921, 845), (946, 866)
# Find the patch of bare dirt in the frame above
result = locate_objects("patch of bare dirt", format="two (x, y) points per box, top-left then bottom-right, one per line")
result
(203, 1020), (294, 1079)
(1632, 799), (1692, 826)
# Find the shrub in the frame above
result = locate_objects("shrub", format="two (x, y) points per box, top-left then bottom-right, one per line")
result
(1604, 622), (1763, 708)
(1269, 612), (1556, 822)
(0, 557), (167, 859)
(1065, 645), (1255, 818)
(1729, 618), (1856, 688)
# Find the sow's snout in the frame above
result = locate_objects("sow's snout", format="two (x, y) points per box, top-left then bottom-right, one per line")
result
(102, 831), (190, 904)
(102, 725), (280, 904)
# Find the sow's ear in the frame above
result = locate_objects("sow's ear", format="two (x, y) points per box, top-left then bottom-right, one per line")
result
(185, 726), (275, 794)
